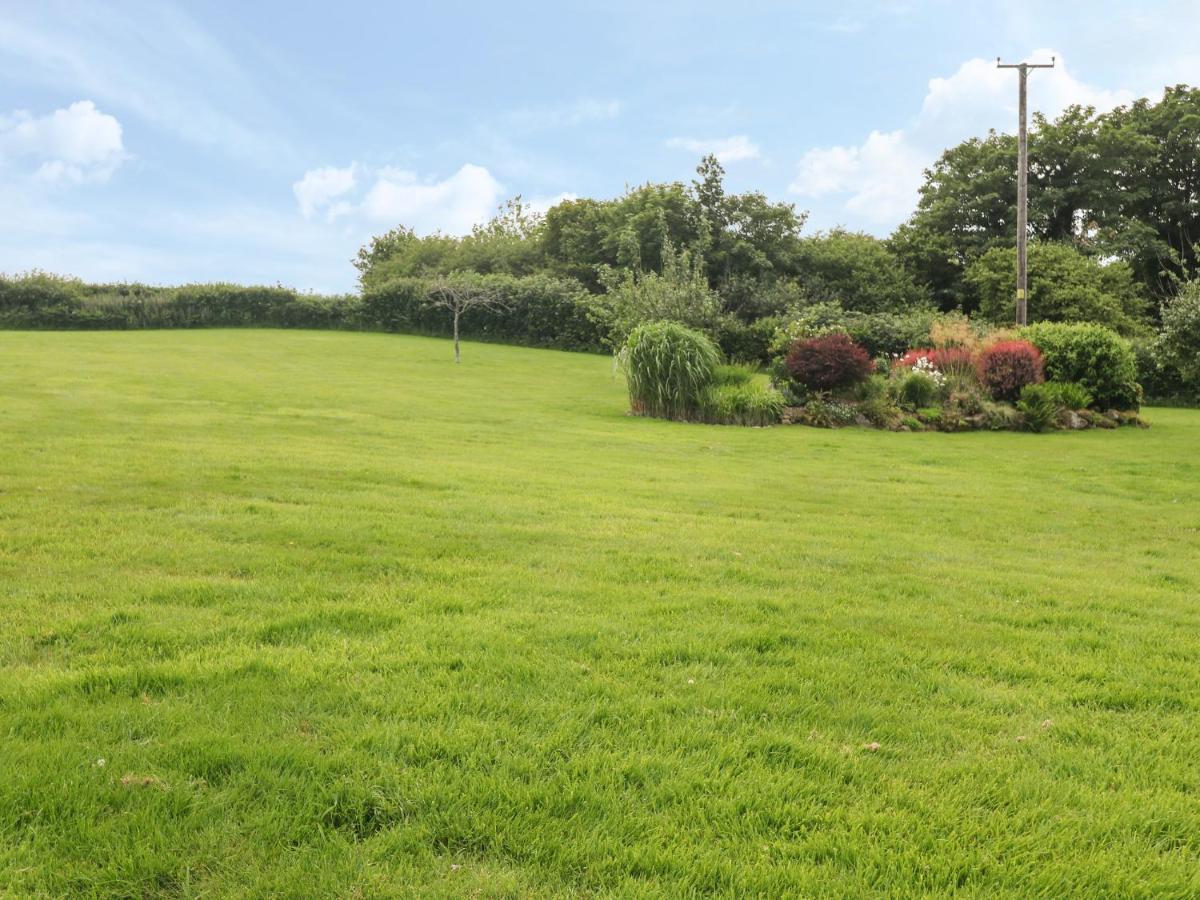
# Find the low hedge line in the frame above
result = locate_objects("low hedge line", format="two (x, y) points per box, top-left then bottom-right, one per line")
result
(0, 274), (361, 331)
(1, 271), (607, 353)
(360, 273), (605, 352)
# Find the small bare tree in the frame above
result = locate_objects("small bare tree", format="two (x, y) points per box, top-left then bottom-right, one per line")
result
(424, 274), (508, 363)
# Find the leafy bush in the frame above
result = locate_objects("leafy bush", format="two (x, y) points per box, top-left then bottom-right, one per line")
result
(596, 239), (721, 347)
(967, 241), (1148, 334)
(946, 386), (986, 417)
(894, 370), (942, 409)
(799, 396), (859, 428)
(980, 400), (1022, 430)
(1154, 282), (1200, 399)
(771, 302), (935, 359)
(784, 333), (873, 391)
(978, 340), (1044, 401)
(697, 379), (784, 426)
(1017, 384), (1065, 432)
(715, 315), (779, 364)
(791, 229), (932, 313)
(1024, 322), (1141, 410)
(620, 321), (721, 420)
(854, 375), (902, 427)
(1044, 382), (1093, 411)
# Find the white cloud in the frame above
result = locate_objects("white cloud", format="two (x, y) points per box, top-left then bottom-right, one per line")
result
(526, 192), (578, 217)
(667, 134), (761, 164)
(293, 162), (505, 235)
(0, 100), (126, 183)
(790, 50), (1138, 228)
(792, 130), (926, 223)
(0, 4), (298, 167)
(293, 165), (357, 219)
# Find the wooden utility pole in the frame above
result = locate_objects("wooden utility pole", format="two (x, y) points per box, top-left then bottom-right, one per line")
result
(997, 56), (1055, 326)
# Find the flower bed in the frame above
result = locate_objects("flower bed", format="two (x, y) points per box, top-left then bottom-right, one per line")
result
(769, 325), (1148, 432)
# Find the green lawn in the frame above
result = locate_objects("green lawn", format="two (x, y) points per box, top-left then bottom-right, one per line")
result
(2, 329), (1198, 897)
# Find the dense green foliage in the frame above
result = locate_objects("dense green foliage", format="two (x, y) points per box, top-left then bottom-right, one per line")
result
(1154, 281), (1200, 399)
(1024, 322), (1141, 410)
(1, 330), (1197, 895)
(595, 240), (721, 347)
(967, 242), (1146, 334)
(350, 157), (922, 342)
(361, 272), (604, 351)
(791, 229), (928, 314)
(0, 272), (359, 330)
(696, 367), (785, 427)
(619, 321), (721, 420)
(770, 302), (936, 358)
(893, 87), (1200, 314)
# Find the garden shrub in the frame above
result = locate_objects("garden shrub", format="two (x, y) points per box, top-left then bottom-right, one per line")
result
(1154, 283), (1200, 400)
(898, 347), (976, 380)
(1017, 383), (1065, 432)
(697, 380), (784, 426)
(1132, 338), (1185, 403)
(978, 340), (1044, 401)
(946, 386), (986, 417)
(1044, 382), (1093, 411)
(799, 396), (858, 428)
(784, 333), (873, 391)
(1024, 322), (1141, 410)
(895, 370), (941, 410)
(770, 303), (935, 359)
(715, 315), (779, 365)
(620, 321), (721, 420)
(980, 400), (1022, 430)
(929, 314), (978, 350)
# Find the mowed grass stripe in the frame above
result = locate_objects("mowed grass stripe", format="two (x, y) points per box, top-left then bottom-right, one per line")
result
(1, 329), (1198, 897)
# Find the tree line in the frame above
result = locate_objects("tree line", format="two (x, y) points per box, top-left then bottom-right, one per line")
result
(356, 84), (1200, 337)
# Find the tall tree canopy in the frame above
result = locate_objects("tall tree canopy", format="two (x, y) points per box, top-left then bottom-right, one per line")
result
(893, 87), (1200, 316)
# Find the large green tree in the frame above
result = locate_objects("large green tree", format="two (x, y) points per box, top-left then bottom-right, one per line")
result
(794, 229), (929, 314)
(893, 88), (1200, 314)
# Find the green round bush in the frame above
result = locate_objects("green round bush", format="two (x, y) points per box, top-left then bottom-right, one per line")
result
(895, 370), (941, 410)
(1156, 283), (1200, 397)
(621, 321), (721, 420)
(1024, 322), (1142, 410)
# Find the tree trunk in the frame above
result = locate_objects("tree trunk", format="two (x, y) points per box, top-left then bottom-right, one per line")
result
(453, 310), (461, 364)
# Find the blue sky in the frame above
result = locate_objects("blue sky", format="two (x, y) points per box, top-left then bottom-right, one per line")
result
(2, 1), (1197, 292)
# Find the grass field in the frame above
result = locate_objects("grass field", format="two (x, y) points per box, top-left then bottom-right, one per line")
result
(2, 329), (1198, 897)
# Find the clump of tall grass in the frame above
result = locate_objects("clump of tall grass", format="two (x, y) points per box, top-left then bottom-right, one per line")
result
(620, 321), (721, 420)
(696, 376), (784, 426)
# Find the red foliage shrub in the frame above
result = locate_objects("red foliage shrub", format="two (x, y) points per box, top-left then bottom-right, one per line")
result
(897, 347), (975, 374)
(978, 340), (1044, 401)
(785, 333), (873, 391)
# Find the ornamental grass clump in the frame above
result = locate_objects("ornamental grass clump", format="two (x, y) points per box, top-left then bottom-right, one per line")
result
(784, 333), (873, 392)
(697, 380), (785, 426)
(978, 340), (1044, 401)
(620, 321), (721, 420)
